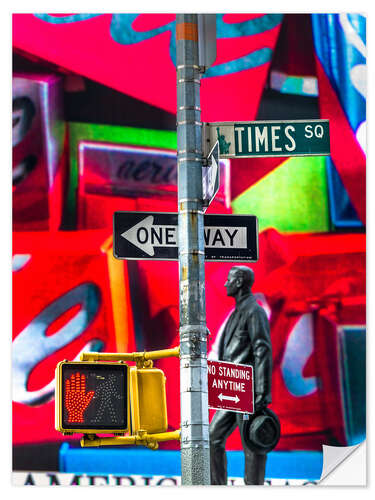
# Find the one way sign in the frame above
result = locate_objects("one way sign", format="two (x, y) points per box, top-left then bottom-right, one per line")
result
(114, 212), (258, 262)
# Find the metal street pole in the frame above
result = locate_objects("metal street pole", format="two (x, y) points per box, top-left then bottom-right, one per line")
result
(176, 14), (210, 485)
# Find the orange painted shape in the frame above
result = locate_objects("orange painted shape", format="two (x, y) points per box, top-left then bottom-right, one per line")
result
(101, 235), (136, 353)
(176, 22), (198, 41)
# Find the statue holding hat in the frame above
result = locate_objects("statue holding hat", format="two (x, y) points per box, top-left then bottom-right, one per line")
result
(209, 266), (280, 485)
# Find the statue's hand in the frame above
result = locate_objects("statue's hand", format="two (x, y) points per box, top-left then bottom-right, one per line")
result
(255, 393), (267, 412)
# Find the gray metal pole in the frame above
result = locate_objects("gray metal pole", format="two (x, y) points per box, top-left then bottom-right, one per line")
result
(176, 14), (210, 485)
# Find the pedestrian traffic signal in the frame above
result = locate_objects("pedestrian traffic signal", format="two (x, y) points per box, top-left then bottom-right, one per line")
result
(55, 361), (129, 434)
(130, 367), (168, 434)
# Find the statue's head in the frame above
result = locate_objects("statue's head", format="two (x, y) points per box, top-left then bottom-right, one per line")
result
(224, 266), (254, 297)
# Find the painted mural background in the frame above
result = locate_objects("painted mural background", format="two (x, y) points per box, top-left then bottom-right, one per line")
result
(12, 13), (365, 478)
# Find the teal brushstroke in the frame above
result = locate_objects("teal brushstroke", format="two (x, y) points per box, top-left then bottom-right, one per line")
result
(110, 14), (174, 45)
(33, 13), (282, 77)
(109, 14), (176, 65)
(216, 13), (283, 38)
(204, 48), (273, 77)
(35, 13), (101, 24)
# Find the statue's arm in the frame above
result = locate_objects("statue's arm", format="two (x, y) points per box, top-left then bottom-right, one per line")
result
(247, 308), (273, 408)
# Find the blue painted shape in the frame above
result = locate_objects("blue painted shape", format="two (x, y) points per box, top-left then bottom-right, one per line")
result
(59, 444), (323, 481)
(59, 444), (180, 476)
(268, 451), (322, 480)
(311, 14), (366, 135)
(312, 15), (366, 226)
(325, 158), (363, 229)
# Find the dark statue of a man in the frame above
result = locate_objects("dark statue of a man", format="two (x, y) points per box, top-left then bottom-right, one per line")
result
(209, 265), (274, 485)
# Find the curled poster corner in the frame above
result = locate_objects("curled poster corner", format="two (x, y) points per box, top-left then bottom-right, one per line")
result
(319, 441), (366, 485)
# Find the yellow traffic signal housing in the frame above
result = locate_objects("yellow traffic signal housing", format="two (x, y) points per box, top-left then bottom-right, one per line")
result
(55, 361), (130, 435)
(130, 367), (168, 434)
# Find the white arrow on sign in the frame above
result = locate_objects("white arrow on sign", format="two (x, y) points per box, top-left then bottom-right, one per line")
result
(218, 393), (240, 403)
(121, 215), (177, 257)
(121, 216), (247, 256)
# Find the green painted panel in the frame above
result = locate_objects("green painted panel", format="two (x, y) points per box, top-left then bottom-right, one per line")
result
(231, 156), (330, 233)
(66, 122), (177, 228)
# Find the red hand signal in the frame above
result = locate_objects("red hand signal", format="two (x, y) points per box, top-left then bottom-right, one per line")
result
(65, 372), (94, 423)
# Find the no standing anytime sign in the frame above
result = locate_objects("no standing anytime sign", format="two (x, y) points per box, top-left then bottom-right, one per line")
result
(207, 360), (254, 414)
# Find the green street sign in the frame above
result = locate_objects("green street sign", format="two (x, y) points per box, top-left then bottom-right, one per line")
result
(204, 120), (330, 159)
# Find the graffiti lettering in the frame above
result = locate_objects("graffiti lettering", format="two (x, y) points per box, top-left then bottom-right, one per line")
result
(281, 313), (319, 397)
(117, 160), (177, 185)
(12, 282), (102, 406)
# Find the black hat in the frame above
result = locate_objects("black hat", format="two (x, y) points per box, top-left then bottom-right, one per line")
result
(241, 408), (280, 454)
